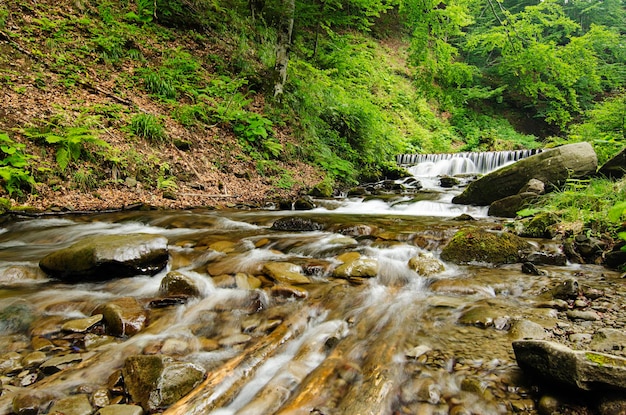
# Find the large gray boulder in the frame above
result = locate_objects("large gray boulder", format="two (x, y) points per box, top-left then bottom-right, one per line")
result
(453, 143), (597, 206)
(39, 234), (169, 282)
(513, 340), (626, 391)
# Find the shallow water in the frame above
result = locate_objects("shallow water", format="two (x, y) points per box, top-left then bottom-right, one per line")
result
(0, 168), (622, 415)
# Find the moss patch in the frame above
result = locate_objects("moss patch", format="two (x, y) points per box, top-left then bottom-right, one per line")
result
(440, 228), (532, 264)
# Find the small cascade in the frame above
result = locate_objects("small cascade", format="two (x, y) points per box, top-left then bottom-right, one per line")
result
(397, 149), (542, 176)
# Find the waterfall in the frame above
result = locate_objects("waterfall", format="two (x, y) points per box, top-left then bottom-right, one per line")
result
(397, 149), (542, 176)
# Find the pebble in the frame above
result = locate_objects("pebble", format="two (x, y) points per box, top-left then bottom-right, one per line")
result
(566, 310), (600, 321)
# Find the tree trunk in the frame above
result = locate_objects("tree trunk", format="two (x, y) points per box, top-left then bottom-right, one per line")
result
(273, 0), (295, 98)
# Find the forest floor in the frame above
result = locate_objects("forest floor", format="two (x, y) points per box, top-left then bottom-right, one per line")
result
(0, 1), (327, 213)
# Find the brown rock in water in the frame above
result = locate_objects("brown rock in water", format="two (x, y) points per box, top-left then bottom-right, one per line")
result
(159, 271), (202, 298)
(94, 297), (148, 337)
(39, 233), (169, 282)
(262, 262), (311, 284)
(122, 355), (205, 412)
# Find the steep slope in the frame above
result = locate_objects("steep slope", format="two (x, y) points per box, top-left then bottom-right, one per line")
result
(0, 0), (325, 210)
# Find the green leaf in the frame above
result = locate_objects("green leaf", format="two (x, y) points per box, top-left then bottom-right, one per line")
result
(608, 201), (626, 222)
(56, 147), (70, 171)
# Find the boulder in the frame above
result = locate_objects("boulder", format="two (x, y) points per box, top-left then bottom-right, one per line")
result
(440, 228), (532, 265)
(271, 217), (323, 231)
(94, 297), (148, 337)
(488, 192), (539, 218)
(598, 147), (626, 179)
(159, 271), (202, 298)
(39, 234), (169, 282)
(513, 340), (626, 391)
(408, 252), (445, 276)
(453, 143), (597, 206)
(122, 355), (205, 412)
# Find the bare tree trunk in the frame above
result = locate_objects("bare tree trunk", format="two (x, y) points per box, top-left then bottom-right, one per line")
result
(273, 0), (295, 98)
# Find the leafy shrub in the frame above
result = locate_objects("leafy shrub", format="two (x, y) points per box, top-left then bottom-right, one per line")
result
(0, 133), (36, 196)
(24, 124), (109, 171)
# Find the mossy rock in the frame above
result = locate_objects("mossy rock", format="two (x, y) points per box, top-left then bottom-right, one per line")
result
(519, 212), (560, 238)
(440, 228), (532, 265)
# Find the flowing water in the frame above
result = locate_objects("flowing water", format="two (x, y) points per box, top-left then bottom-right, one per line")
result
(0, 152), (623, 415)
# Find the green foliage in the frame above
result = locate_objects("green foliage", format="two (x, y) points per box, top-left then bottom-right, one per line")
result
(536, 177), (626, 234)
(24, 122), (109, 171)
(72, 167), (98, 191)
(138, 49), (203, 100)
(130, 113), (168, 143)
(0, 133), (36, 196)
(569, 93), (626, 164)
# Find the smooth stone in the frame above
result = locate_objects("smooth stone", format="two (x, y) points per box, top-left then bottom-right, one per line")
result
(40, 353), (83, 374)
(566, 310), (600, 321)
(159, 271), (201, 297)
(336, 252), (361, 263)
(0, 303), (35, 334)
(513, 340), (626, 391)
(262, 262), (310, 285)
(21, 351), (46, 368)
(39, 233), (169, 281)
(270, 284), (308, 299)
(235, 273), (262, 290)
(509, 320), (549, 341)
(31, 336), (54, 351)
(406, 344), (432, 359)
(12, 391), (60, 415)
(94, 297), (148, 337)
(0, 352), (23, 375)
(160, 338), (190, 355)
(84, 333), (116, 350)
(92, 388), (111, 408)
(408, 252), (445, 276)
(61, 314), (103, 333)
(0, 265), (48, 286)
(332, 258), (378, 279)
(48, 394), (93, 415)
(208, 240), (237, 253)
(97, 404), (144, 415)
(123, 355), (205, 411)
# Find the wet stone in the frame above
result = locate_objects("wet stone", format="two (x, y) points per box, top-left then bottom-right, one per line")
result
(40, 353), (83, 374)
(566, 310), (600, 321)
(31, 336), (54, 351)
(332, 258), (378, 279)
(0, 302), (35, 334)
(12, 391), (60, 415)
(263, 262), (311, 285)
(48, 394), (93, 415)
(123, 355), (205, 412)
(92, 388), (111, 408)
(21, 351), (46, 368)
(94, 297), (148, 337)
(61, 314), (103, 333)
(97, 404), (145, 415)
(408, 252), (445, 276)
(0, 352), (24, 375)
(159, 271), (201, 298)
(509, 320), (548, 341)
(270, 284), (308, 299)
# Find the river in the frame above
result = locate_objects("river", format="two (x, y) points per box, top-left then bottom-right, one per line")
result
(0, 152), (623, 415)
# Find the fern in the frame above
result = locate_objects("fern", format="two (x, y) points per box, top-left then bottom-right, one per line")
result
(25, 126), (109, 171)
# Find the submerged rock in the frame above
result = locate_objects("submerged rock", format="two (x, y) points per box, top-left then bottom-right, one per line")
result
(271, 217), (323, 231)
(408, 252), (445, 276)
(513, 340), (626, 391)
(94, 297), (148, 337)
(262, 262), (311, 284)
(122, 355), (205, 412)
(159, 271), (202, 298)
(39, 233), (169, 281)
(440, 228), (532, 265)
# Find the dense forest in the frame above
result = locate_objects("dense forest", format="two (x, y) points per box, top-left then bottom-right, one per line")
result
(0, 0), (625, 226)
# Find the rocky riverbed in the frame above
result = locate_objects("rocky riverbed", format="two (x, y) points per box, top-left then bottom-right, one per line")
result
(0, 206), (624, 415)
